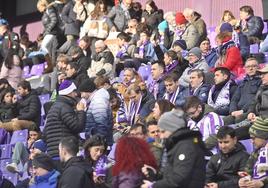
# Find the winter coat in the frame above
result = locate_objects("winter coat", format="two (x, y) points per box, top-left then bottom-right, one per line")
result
(57, 156), (95, 188)
(179, 58), (209, 87)
(30, 170), (60, 188)
(66, 70), (89, 88)
(61, 0), (80, 36)
(191, 13), (207, 45)
(204, 49), (218, 68)
(142, 10), (163, 31)
(0, 178), (15, 188)
(148, 77), (166, 99)
(44, 96), (86, 158)
(107, 4), (135, 31)
(17, 91), (41, 126)
(0, 31), (20, 62)
(153, 128), (206, 188)
(88, 48), (114, 78)
(240, 16), (264, 39)
(181, 23), (200, 50)
(190, 83), (211, 103)
(163, 85), (189, 107)
(230, 75), (261, 113)
(42, 6), (60, 36)
(112, 171), (143, 188)
(0, 63), (22, 89)
(248, 84), (268, 118)
(216, 37), (243, 78)
(0, 103), (18, 122)
(206, 144), (249, 188)
(165, 59), (189, 81)
(238, 32), (250, 61)
(85, 88), (113, 146)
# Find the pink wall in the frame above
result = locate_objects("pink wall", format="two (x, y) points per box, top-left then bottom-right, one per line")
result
(13, 22), (43, 41)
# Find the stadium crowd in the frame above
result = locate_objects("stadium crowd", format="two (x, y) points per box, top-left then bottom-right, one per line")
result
(0, 0), (268, 188)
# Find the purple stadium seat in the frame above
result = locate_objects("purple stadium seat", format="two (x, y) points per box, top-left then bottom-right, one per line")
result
(240, 139), (253, 154)
(30, 63), (45, 76)
(22, 66), (31, 78)
(250, 44), (259, 54)
(0, 144), (13, 159)
(10, 130), (28, 145)
(119, 70), (124, 82)
(3, 171), (18, 185)
(138, 65), (151, 81)
(0, 128), (11, 144)
(38, 94), (50, 116)
(1, 159), (12, 172)
(263, 21), (268, 34)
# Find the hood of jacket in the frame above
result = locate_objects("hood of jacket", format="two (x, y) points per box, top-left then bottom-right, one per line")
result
(63, 156), (93, 174)
(34, 170), (60, 185)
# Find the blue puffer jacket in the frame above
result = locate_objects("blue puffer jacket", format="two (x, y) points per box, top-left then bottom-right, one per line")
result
(85, 88), (113, 146)
(190, 83), (211, 103)
(30, 170), (60, 188)
(240, 16), (264, 39)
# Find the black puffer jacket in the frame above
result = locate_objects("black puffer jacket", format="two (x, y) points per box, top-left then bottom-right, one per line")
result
(66, 70), (89, 88)
(57, 156), (95, 188)
(17, 91), (41, 127)
(153, 128), (207, 188)
(241, 16), (264, 39)
(0, 103), (18, 122)
(44, 96), (85, 158)
(206, 144), (249, 188)
(42, 6), (60, 36)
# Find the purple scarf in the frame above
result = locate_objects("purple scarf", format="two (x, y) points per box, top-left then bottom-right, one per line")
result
(139, 40), (149, 58)
(116, 44), (128, 58)
(163, 86), (180, 104)
(165, 60), (179, 74)
(128, 97), (142, 125)
(149, 79), (160, 99)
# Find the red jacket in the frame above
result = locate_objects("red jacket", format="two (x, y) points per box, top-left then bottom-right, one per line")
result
(218, 37), (244, 77)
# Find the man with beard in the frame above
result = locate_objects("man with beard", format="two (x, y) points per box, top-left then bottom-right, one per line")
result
(184, 96), (224, 153)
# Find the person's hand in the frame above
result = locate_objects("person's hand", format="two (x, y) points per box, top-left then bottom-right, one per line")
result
(11, 118), (18, 121)
(245, 179), (264, 188)
(247, 113), (256, 122)
(93, 172), (105, 184)
(141, 180), (153, 188)
(76, 101), (86, 111)
(58, 73), (66, 83)
(27, 138), (35, 147)
(205, 182), (218, 188)
(238, 176), (251, 188)
(238, 171), (249, 177)
(141, 164), (157, 178)
(136, 40), (142, 47)
(231, 110), (243, 117)
(12, 95), (17, 103)
(110, 26), (117, 32)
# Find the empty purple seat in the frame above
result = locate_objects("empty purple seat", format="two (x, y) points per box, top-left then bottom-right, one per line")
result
(138, 65), (151, 81)
(10, 130), (28, 145)
(22, 66), (31, 78)
(0, 128), (11, 144)
(38, 94), (50, 116)
(30, 63), (45, 76)
(250, 44), (259, 54)
(2, 171), (18, 185)
(240, 139), (253, 154)
(0, 144), (13, 159)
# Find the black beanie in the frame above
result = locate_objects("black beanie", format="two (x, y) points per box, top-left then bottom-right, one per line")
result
(32, 153), (55, 171)
(78, 78), (96, 93)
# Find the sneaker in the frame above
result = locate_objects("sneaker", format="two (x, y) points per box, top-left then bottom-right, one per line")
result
(6, 163), (19, 173)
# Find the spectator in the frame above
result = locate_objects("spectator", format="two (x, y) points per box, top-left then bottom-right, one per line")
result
(6, 127), (43, 173)
(163, 50), (188, 80)
(0, 18), (21, 64)
(129, 123), (147, 139)
(88, 40), (114, 78)
(148, 61), (166, 99)
(163, 74), (189, 107)
(206, 126), (249, 188)
(0, 81), (41, 131)
(78, 35), (92, 58)
(141, 0), (163, 32)
(124, 19), (139, 44)
(200, 38), (217, 68)
(172, 39), (188, 58)
(225, 58), (261, 124)
(156, 20), (172, 50)
(164, 11), (176, 32)
(107, 0), (135, 32)
(185, 96), (224, 152)
(189, 69), (210, 103)
(0, 88), (18, 122)
(84, 135), (113, 188)
(141, 109), (206, 188)
(215, 31), (244, 78)
(239, 5), (264, 41)
(0, 49), (23, 89)
(218, 10), (237, 29)
(207, 67), (237, 116)
(66, 62), (89, 88)
(179, 47), (209, 87)
(238, 118), (268, 188)
(58, 137), (95, 188)
(247, 65), (268, 121)
(152, 99), (174, 121)
(69, 45), (91, 72)
(183, 8), (207, 45)
(78, 78), (113, 147)
(174, 12), (200, 50)
(30, 153), (60, 188)
(44, 80), (86, 158)
(112, 136), (157, 188)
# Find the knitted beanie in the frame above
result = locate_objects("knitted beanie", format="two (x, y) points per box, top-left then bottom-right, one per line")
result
(78, 78), (96, 93)
(158, 20), (168, 32)
(32, 153), (55, 171)
(175, 12), (187, 25)
(158, 109), (186, 133)
(220, 22), (233, 33)
(188, 47), (202, 59)
(173, 40), (187, 50)
(249, 117), (268, 140)
(59, 80), (77, 96)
